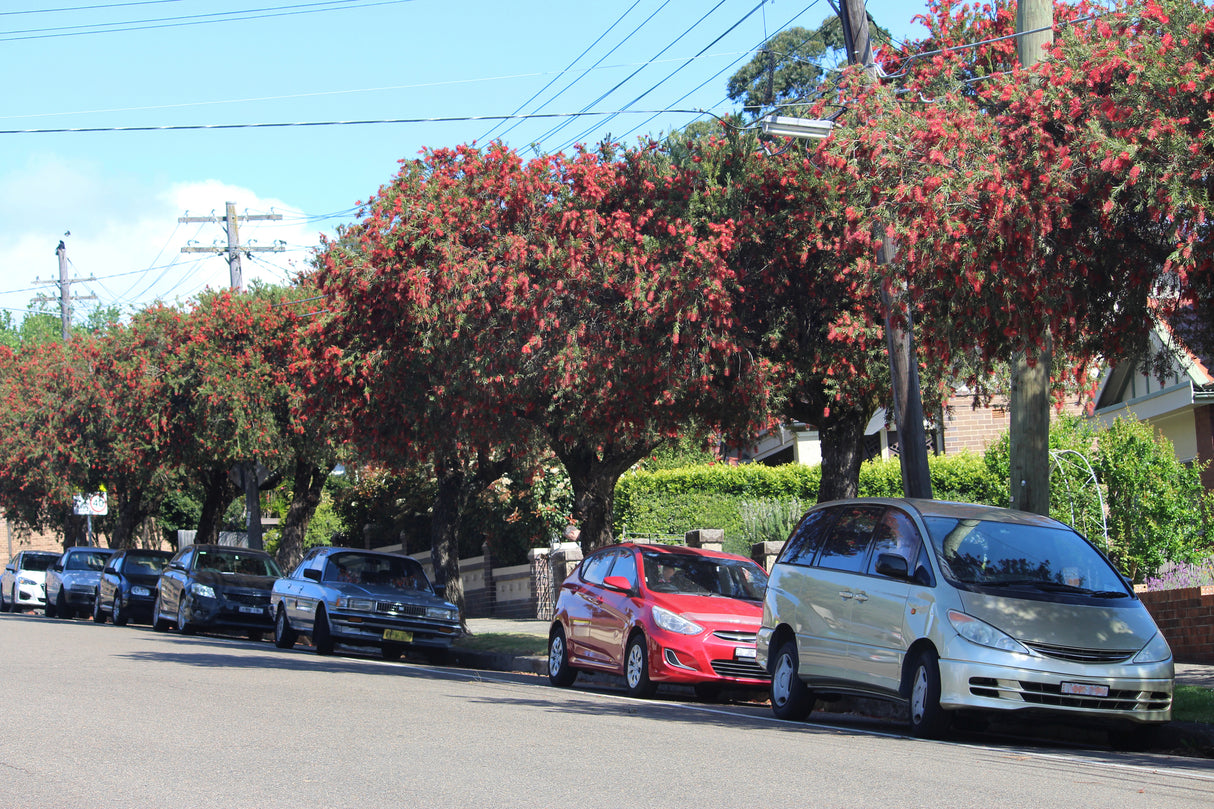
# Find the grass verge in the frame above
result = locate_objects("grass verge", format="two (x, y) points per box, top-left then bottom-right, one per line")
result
(1174, 685), (1214, 724)
(453, 631), (548, 656)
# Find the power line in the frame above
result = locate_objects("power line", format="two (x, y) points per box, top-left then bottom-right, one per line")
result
(530, 0), (732, 148)
(613, 0), (825, 143)
(0, 108), (711, 135)
(476, 0), (647, 144)
(488, 0), (675, 145)
(555, 0), (774, 152)
(0, 0), (413, 42)
(1, 0), (183, 16)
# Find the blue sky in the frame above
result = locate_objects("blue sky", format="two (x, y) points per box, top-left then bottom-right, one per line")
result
(0, 0), (930, 322)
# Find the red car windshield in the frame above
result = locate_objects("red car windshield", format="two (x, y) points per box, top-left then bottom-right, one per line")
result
(641, 551), (767, 600)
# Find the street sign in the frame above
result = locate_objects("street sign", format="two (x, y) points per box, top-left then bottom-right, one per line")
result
(73, 492), (108, 516)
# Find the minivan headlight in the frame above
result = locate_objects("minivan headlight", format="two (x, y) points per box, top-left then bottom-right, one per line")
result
(652, 606), (703, 636)
(947, 610), (1030, 655)
(1132, 632), (1171, 664)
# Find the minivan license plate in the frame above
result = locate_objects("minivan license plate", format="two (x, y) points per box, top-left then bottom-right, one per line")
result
(384, 629), (413, 643)
(1061, 682), (1108, 697)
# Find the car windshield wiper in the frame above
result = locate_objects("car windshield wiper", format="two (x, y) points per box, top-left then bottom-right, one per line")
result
(977, 579), (1129, 598)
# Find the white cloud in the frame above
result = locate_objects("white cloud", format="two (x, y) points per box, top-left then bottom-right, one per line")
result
(0, 155), (327, 325)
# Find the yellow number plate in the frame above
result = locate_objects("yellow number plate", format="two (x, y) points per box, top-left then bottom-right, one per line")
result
(384, 629), (413, 643)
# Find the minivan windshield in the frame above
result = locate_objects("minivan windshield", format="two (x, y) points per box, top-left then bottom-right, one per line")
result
(923, 517), (1130, 598)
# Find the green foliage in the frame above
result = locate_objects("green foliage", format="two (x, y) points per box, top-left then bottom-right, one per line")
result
(739, 497), (807, 547)
(1093, 416), (1213, 581)
(726, 21), (846, 116)
(154, 488), (202, 548)
(615, 454), (1002, 556)
(984, 415), (1214, 581)
(636, 430), (722, 472)
(1173, 685), (1214, 725)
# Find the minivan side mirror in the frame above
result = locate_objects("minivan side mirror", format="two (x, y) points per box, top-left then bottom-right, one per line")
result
(874, 553), (910, 580)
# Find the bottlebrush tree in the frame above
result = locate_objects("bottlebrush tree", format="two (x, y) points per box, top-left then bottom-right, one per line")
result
(0, 339), (102, 542)
(158, 283), (338, 556)
(311, 141), (776, 556)
(680, 130), (900, 501)
(851, 0), (1214, 400)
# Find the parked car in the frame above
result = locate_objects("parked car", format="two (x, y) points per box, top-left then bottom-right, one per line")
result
(757, 498), (1173, 741)
(271, 547), (461, 659)
(44, 547), (116, 618)
(547, 542), (771, 700)
(93, 548), (172, 626)
(1, 550), (60, 613)
(153, 544), (281, 639)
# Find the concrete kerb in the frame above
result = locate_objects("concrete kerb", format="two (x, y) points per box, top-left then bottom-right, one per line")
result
(455, 618), (1214, 757)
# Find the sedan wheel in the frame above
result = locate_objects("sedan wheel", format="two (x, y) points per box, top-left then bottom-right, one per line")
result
(312, 606), (334, 655)
(547, 626), (578, 687)
(273, 607), (297, 650)
(151, 596), (170, 632)
(92, 592), (107, 624)
(770, 640), (814, 721)
(624, 635), (657, 699)
(111, 595), (128, 627)
(55, 591), (72, 620)
(8, 586), (20, 614)
(177, 599), (195, 635)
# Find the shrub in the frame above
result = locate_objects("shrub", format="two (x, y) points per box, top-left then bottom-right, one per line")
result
(1141, 558), (1214, 591)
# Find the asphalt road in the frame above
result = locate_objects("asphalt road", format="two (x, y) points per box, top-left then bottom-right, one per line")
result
(3, 612), (1213, 809)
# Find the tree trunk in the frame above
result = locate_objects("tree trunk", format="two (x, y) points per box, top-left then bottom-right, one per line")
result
(275, 459), (334, 571)
(430, 465), (468, 632)
(196, 466), (240, 544)
(815, 409), (870, 503)
(556, 438), (655, 552)
(110, 487), (150, 549)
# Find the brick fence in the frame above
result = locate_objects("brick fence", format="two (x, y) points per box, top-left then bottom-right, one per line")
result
(1135, 586), (1214, 664)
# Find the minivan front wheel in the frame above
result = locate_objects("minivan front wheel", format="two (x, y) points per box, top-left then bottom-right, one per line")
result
(908, 648), (950, 739)
(770, 640), (814, 721)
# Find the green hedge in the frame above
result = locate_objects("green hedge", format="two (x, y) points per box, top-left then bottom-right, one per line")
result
(615, 452), (1001, 556)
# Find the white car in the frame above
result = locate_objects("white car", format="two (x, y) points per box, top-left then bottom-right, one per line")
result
(1, 550), (60, 613)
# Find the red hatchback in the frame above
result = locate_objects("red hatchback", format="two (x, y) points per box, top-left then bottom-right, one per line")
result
(547, 543), (771, 699)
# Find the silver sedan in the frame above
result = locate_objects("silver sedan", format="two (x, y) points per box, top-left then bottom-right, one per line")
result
(270, 547), (460, 660)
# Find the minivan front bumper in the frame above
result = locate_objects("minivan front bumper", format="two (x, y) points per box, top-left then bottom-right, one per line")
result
(939, 655), (1173, 724)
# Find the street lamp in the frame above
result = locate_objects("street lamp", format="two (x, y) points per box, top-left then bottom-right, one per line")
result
(758, 114), (836, 140)
(759, 112), (934, 501)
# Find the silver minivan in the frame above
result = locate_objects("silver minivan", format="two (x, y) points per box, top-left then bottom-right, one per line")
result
(756, 498), (1173, 740)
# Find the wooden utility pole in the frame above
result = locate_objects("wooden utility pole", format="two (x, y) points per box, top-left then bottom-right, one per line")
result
(179, 201), (283, 291)
(1008, 0), (1055, 515)
(837, 0), (934, 500)
(179, 201), (284, 550)
(33, 240), (97, 340)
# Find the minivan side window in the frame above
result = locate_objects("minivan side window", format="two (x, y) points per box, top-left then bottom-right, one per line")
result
(780, 509), (835, 566)
(817, 505), (883, 573)
(865, 509), (922, 577)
